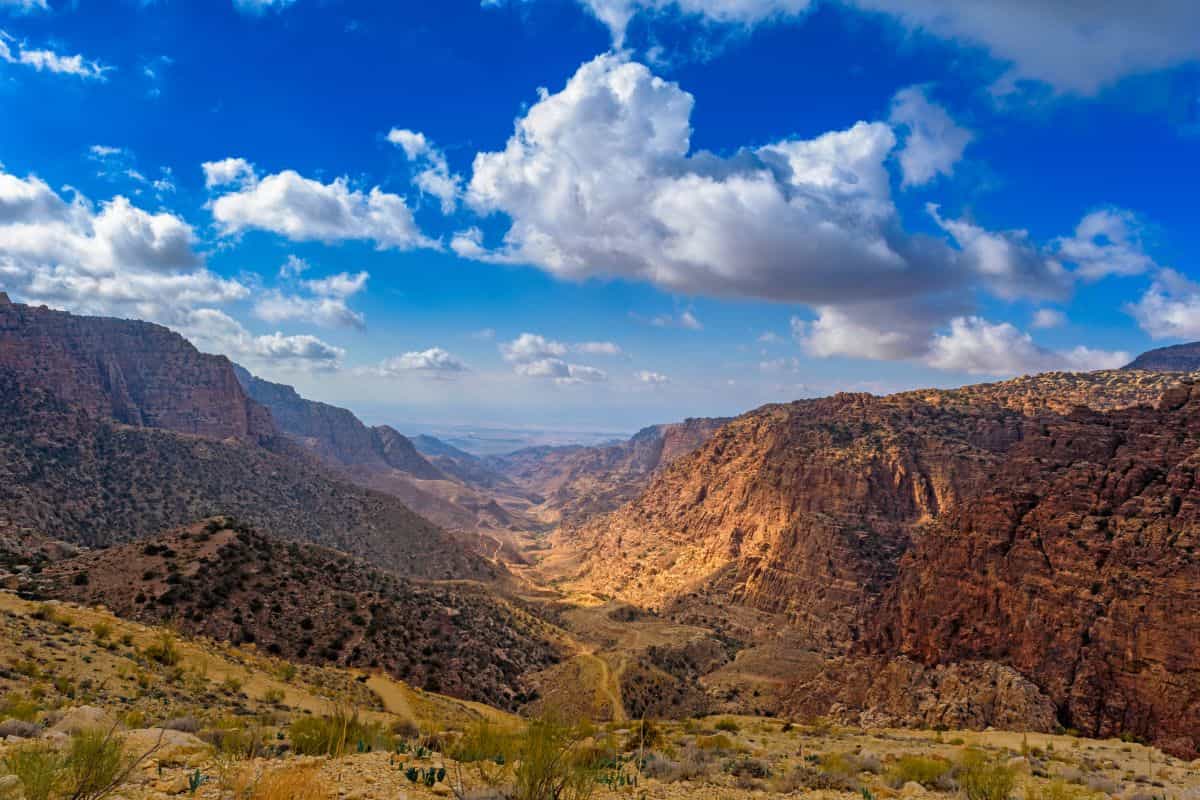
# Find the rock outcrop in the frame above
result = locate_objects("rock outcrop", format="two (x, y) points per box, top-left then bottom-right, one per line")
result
(559, 372), (1200, 756)
(491, 417), (730, 525)
(0, 301), (274, 441)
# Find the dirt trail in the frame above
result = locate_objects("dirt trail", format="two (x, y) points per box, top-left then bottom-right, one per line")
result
(579, 650), (625, 723)
(366, 674), (417, 722)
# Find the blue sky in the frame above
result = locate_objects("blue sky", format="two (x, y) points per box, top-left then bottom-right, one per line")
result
(1, 0), (1198, 432)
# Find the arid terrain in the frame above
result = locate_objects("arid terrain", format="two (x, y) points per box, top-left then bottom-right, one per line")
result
(2, 299), (1200, 799)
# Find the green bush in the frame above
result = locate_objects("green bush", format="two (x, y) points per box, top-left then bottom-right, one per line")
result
(887, 755), (952, 788)
(290, 709), (382, 757)
(510, 717), (597, 800)
(957, 750), (1018, 800)
(62, 728), (130, 800)
(714, 718), (740, 733)
(2, 742), (61, 800)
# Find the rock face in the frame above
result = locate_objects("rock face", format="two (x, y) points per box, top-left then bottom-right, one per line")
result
(1124, 341), (1200, 372)
(560, 373), (1200, 756)
(491, 417), (730, 525)
(37, 519), (563, 709)
(0, 301), (274, 441)
(873, 383), (1200, 757)
(233, 366), (444, 479)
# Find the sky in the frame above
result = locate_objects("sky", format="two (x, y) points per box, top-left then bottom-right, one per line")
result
(1, 0), (1198, 433)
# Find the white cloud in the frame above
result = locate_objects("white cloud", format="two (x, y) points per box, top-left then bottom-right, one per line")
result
(757, 331), (781, 343)
(847, 0), (1200, 96)
(500, 332), (568, 362)
(0, 167), (345, 373)
(210, 167), (435, 250)
(500, 332), (608, 384)
(1055, 208), (1155, 280)
(471, 327), (496, 340)
(464, 54), (975, 312)
(278, 254), (311, 278)
(634, 369), (669, 384)
(0, 32), (109, 79)
(374, 347), (468, 377)
(232, 0), (296, 15)
(888, 86), (972, 187)
(643, 309), (703, 330)
(1031, 308), (1066, 329)
(387, 128), (462, 213)
(925, 316), (1128, 376)
(202, 157), (257, 189)
(254, 270), (369, 329)
(1126, 269), (1200, 340)
(182, 308), (343, 370)
(928, 203), (1070, 301)
(495, 1), (1199, 95)
(575, 341), (622, 355)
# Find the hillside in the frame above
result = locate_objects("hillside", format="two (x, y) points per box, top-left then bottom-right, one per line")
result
(0, 295), (274, 442)
(235, 366), (541, 542)
(552, 372), (1200, 756)
(0, 369), (495, 580)
(1124, 341), (1200, 372)
(29, 518), (565, 708)
(490, 418), (730, 525)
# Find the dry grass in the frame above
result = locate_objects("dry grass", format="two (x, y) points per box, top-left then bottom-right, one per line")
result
(250, 765), (333, 800)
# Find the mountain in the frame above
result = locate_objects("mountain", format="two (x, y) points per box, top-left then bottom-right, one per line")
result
(412, 434), (539, 499)
(488, 417), (731, 525)
(0, 294), (274, 442)
(1123, 341), (1200, 372)
(0, 368), (496, 580)
(552, 371), (1200, 757)
(30, 518), (565, 709)
(232, 365), (445, 479)
(233, 367), (539, 543)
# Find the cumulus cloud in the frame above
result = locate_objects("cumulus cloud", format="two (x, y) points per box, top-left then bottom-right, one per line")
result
(254, 270), (368, 329)
(181, 309), (344, 370)
(0, 168), (342, 372)
(927, 203), (1070, 301)
(0, 31), (109, 79)
(372, 347), (468, 377)
(888, 86), (972, 187)
(634, 369), (669, 384)
(1055, 208), (1155, 280)
(464, 54), (976, 313)
(278, 254), (311, 278)
(202, 157), (257, 189)
(925, 316), (1128, 376)
(387, 128), (462, 213)
(500, 332), (608, 384)
(209, 166), (435, 250)
(1126, 269), (1200, 340)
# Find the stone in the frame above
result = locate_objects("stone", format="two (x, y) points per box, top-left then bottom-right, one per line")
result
(50, 705), (115, 735)
(124, 728), (212, 768)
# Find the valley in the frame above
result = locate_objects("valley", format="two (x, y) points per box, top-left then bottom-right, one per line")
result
(2, 299), (1200, 799)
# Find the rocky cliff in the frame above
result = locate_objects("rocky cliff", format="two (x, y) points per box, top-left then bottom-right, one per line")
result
(491, 417), (730, 525)
(557, 372), (1200, 756)
(0, 298), (274, 441)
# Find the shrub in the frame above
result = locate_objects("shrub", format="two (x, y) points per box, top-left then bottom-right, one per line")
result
(695, 734), (735, 752)
(714, 718), (740, 733)
(91, 622), (113, 642)
(261, 688), (285, 705)
(724, 756), (771, 779)
(958, 750), (1018, 800)
(2, 742), (60, 800)
(621, 719), (661, 753)
(144, 632), (181, 666)
(61, 728), (131, 800)
(772, 765), (858, 793)
(510, 717), (597, 800)
(249, 765), (332, 800)
(888, 755), (953, 788)
(290, 709), (380, 757)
